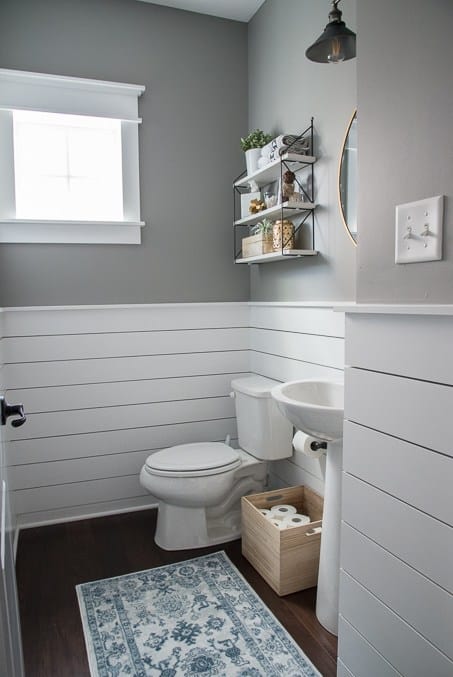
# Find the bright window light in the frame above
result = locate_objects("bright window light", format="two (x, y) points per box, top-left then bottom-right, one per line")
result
(13, 110), (124, 221)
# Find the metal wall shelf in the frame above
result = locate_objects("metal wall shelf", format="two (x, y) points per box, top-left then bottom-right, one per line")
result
(235, 249), (318, 264)
(234, 201), (315, 228)
(234, 153), (317, 189)
(233, 118), (318, 264)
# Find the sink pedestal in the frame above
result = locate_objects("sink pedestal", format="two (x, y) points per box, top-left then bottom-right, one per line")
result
(270, 379), (344, 636)
(316, 439), (342, 636)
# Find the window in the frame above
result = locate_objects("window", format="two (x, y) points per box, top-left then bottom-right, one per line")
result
(0, 69), (145, 244)
(14, 111), (124, 221)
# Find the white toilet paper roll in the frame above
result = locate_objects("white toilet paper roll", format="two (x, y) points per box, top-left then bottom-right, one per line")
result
(293, 431), (326, 459)
(270, 504), (297, 517)
(269, 519), (287, 530)
(266, 513), (285, 522)
(283, 513), (311, 527)
(258, 509), (272, 517)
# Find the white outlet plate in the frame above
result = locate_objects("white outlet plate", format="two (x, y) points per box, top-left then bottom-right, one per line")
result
(395, 195), (444, 264)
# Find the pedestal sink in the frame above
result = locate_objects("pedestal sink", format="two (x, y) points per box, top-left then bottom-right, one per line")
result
(271, 380), (344, 636)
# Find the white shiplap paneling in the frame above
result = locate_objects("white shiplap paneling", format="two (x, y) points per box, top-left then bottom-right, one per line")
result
(251, 328), (343, 370)
(249, 303), (344, 495)
(2, 303), (249, 336)
(6, 397), (235, 440)
(344, 421), (453, 525)
(6, 302), (343, 526)
(341, 523), (453, 660)
(339, 572), (453, 677)
(338, 616), (401, 677)
(345, 367), (453, 457)
(251, 304), (345, 337)
(340, 311), (453, 676)
(342, 473), (453, 595)
(3, 304), (249, 527)
(7, 418), (236, 466)
(3, 327), (248, 363)
(345, 312), (453, 384)
(4, 350), (249, 389)
(11, 373), (247, 414)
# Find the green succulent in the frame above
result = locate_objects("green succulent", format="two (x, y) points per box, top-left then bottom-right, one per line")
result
(240, 129), (273, 152)
(252, 218), (273, 236)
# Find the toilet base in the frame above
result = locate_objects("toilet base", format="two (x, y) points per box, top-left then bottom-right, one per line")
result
(154, 502), (242, 551)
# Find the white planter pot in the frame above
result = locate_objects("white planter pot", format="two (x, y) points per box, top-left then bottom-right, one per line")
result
(245, 148), (261, 176)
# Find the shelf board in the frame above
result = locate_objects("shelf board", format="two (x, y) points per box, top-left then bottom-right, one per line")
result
(234, 202), (315, 227)
(234, 153), (317, 188)
(235, 249), (318, 264)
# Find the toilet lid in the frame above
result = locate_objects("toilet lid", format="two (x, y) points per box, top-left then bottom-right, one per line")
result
(145, 442), (241, 476)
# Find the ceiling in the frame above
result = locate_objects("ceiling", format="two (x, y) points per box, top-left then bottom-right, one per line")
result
(136, 0), (266, 22)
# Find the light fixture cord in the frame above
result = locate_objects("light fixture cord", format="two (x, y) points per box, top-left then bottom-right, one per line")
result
(329, 0), (343, 23)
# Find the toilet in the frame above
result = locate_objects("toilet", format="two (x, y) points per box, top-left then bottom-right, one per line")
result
(140, 375), (293, 550)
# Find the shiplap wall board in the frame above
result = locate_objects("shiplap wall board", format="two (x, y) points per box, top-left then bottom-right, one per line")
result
(340, 310), (453, 676)
(3, 304), (249, 527)
(340, 572), (453, 677)
(338, 616), (401, 677)
(249, 303), (344, 496)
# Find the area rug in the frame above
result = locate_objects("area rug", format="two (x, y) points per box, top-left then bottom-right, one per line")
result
(76, 551), (321, 677)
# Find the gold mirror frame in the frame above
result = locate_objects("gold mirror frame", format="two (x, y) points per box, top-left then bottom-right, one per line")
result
(338, 110), (357, 246)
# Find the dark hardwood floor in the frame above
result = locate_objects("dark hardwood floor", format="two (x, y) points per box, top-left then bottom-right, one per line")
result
(16, 509), (337, 676)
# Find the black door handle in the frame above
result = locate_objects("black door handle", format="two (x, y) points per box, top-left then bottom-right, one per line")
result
(0, 396), (27, 427)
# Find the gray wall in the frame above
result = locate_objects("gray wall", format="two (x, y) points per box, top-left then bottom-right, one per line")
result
(357, 0), (453, 303)
(0, 0), (249, 306)
(248, 0), (357, 302)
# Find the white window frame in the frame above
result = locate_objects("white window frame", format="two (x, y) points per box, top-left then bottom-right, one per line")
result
(0, 68), (146, 244)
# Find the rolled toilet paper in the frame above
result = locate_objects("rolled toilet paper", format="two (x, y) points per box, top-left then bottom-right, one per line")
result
(258, 508), (272, 517)
(269, 519), (287, 530)
(293, 431), (326, 459)
(270, 504), (297, 518)
(266, 513), (285, 522)
(283, 513), (311, 528)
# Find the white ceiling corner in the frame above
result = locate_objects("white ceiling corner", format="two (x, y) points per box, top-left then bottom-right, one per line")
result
(135, 0), (266, 22)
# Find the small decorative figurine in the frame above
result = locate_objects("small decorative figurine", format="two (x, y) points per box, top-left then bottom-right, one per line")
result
(281, 169), (296, 202)
(249, 198), (266, 214)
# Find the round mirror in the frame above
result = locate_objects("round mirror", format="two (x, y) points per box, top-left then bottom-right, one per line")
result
(338, 110), (357, 244)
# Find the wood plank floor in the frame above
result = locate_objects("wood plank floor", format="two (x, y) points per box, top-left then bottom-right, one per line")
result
(16, 508), (337, 676)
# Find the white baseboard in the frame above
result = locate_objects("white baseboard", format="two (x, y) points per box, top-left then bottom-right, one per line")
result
(17, 501), (158, 532)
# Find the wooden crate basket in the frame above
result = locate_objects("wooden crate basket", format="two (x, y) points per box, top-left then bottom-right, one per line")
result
(242, 233), (273, 258)
(241, 485), (323, 596)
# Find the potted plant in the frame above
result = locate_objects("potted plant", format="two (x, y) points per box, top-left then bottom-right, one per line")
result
(252, 218), (273, 237)
(240, 129), (273, 176)
(243, 219), (274, 258)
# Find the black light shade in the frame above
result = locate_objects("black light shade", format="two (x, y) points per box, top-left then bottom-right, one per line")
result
(306, 0), (356, 64)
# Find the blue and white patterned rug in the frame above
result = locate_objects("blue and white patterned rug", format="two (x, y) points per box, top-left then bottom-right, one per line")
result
(76, 551), (321, 677)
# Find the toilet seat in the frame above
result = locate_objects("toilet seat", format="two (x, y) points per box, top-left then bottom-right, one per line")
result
(144, 442), (241, 478)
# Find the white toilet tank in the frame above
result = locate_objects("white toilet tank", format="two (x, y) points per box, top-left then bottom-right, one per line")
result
(231, 375), (293, 461)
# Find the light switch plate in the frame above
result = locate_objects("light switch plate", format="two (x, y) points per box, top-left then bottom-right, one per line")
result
(395, 195), (444, 264)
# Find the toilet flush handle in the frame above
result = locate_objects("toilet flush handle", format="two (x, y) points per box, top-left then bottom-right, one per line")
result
(229, 391), (236, 399)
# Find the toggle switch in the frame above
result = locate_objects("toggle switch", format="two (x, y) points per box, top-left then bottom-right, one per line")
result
(395, 195), (444, 263)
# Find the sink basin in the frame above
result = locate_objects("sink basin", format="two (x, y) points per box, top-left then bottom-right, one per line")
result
(271, 380), (344, 442)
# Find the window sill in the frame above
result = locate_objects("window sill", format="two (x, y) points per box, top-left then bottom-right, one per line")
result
(0, 219), (145, 244)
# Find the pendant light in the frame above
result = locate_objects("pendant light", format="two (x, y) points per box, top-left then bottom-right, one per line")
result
(306, 0), (356, 64)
